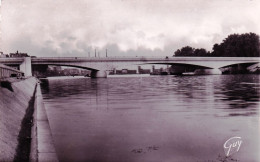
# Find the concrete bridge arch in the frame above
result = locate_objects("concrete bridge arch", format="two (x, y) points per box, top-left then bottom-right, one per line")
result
(32, 64), (107, 78)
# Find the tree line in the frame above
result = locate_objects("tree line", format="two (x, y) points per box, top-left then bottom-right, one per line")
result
(174, 33), (260, 57)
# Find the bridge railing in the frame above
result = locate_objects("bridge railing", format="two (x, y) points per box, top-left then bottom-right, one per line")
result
(32, 56), (167, 61)
(0, 64), (24, 79)
(32, 56), (260, 62)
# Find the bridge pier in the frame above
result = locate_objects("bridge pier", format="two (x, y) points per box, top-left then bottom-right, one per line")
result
(194, 68), (222, 75)
(20, 57), (32, 77)
(90, 70), (107, 78)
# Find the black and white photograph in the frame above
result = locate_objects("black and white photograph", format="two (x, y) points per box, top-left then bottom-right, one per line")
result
(0, 0), (259, 161)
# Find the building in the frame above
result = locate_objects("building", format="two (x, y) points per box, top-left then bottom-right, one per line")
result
(70, 69), (80, 75)
(121, 69), (128, 74)
(115, 70), (123, 74)
(53, 66), (62, 73)
(63, 68), (80, 76)
(0, 52), (8, 58)
(127, 69), (137, 74)
(151, 65), (161, 75)
(81, 69), (91, 76)
(115, 69), (137, 74)
(138, 66), (150, 74)
(151, 65), (170, 75)
(9, 51), (29, 57)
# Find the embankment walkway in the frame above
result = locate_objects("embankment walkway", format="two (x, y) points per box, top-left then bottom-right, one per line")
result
(31, 83), (59, 161)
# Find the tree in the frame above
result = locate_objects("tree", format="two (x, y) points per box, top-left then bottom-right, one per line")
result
(194, 48), (208, 57)
(174, 46), (195, 56)
(174, 46), (210, 57)
(173, 32), (260, 57)
(211, 33), (260, 57)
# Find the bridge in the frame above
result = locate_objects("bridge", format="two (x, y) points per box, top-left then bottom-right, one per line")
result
(0, 57), (259, 77)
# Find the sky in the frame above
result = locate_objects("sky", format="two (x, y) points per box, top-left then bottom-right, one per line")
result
(0, 0), (260, 57)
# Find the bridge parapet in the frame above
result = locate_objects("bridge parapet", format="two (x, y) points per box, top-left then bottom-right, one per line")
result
(0, 64), (24, 79)
(32, 56), (260, 61)
(0, 58), (24, 64)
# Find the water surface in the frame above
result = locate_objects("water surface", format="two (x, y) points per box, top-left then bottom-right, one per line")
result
(41, 75), (260, 162)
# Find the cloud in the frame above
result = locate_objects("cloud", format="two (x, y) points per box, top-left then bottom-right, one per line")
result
(1, 0), (260, 56)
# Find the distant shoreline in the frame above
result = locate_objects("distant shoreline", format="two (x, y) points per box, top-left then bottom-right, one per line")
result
(39, 74), (152, 79)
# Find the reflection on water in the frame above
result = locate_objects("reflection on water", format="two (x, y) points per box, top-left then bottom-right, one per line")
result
(41, 75), (260, 162)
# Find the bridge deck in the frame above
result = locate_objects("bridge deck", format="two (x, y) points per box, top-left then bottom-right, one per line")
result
(31, 57), (260, 62)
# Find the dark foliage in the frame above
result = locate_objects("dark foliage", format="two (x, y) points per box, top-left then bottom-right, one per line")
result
(173, 33), (260, 57)
(174, 46), (210, 57)
(211, 33), (260, 57)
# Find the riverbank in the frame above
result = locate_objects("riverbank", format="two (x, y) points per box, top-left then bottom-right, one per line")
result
(0, 77), (37, 161)
(0, 77), (58, 161)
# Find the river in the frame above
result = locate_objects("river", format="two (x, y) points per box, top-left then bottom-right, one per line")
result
(40, 75), (260, 162)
